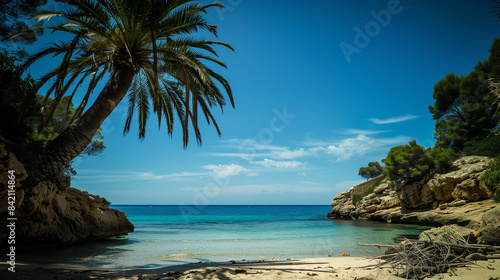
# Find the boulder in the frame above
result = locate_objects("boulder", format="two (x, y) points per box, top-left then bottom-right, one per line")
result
(378, 196), (400, 210)
(473, 206), (500, 244)
(0, 142), (134, 248)
(419, 224), (476, 244)
(398, 180), (434, 209)
(452, 178), (493, 202)
(449, 199), (467, 207)
(427, 156), (491, 202)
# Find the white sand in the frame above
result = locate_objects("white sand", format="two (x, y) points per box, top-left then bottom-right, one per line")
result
(2, 257), (499, 279)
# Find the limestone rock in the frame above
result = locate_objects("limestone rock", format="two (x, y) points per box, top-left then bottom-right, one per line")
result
(419, 224), (476, 244)
(473, 206), (500, 244)
(398, 180), (434, 209)
(0, 142), (134, 248)
(452, 178), (493, 202)
(378, 196), (400, 210)
(428, 156), (491, 202)
(449, 199), (467, 207)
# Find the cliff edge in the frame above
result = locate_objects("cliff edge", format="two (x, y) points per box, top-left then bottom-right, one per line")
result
(328, 156), (500, 244)
(0, 143), (134, 248)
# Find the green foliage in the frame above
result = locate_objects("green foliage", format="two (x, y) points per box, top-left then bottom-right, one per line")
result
(482, 157), (500, 203)
(0, 50), (40, 144)
(21, 0), (235, 147)
(358, 161), (383, 180)
(352, 176), (384, 205)
(382, 140), (456, 185)
(430, 146), (457, 172)
(429, 38), (500, 150)
(463, 135), (500, 158)
(0, 50), (105, 176)
(0, 0), (47, 43)
(383, 140), (433, 183)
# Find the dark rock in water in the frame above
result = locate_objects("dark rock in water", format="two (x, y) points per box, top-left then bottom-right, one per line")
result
(0, 143), (134, 248)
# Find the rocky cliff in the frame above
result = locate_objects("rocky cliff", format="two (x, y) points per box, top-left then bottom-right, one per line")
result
(328, 156), (500, 244)
(0, 143), (134, 248)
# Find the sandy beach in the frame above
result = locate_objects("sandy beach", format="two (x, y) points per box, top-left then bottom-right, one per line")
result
(1, 256), (498, 280)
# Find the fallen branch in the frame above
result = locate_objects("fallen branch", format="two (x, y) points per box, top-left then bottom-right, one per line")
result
(358, 233), (500, 280)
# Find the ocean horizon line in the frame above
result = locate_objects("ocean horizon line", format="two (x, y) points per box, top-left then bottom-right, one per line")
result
(113, 204), (331, 206)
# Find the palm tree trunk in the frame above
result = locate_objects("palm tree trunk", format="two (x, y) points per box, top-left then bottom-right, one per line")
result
(34, 67), (136, 181)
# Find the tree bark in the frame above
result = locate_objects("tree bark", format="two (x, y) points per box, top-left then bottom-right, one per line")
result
(34, 67), (136, 181)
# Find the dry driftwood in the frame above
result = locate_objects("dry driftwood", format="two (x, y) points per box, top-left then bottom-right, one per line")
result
(358, 233), (500, 280)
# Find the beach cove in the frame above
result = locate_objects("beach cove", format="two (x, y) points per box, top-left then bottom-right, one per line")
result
(3, 205), (499, 280)
(10, 205), (429, 269)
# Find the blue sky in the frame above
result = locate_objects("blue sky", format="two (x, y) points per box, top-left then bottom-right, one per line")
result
(23, 0), (500, 205)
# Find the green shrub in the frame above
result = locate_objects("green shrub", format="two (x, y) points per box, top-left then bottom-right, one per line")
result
(431, 146), (457, 172)
(382, 140), (456, 186)
(482, 157), (500, 202)
(358, 162), (383, 180)
(383, 140), (433, 183)
(463, 135), (500, 158)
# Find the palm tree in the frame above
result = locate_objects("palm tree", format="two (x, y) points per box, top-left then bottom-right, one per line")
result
(20, 0), (234, 181)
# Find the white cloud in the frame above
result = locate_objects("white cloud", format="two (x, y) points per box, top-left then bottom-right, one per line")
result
(223, 138), (288, 151)
(206, 152), (272, 160)
(251, 159), (303, 169)
(202, 164), (249, 179)
(270, 148), (309, 159)
(208, 131), (410, 163)
(340, 129), (392, 135)
(183, 184), (335, 197)
(323, 134), (410, 161)
(75, 169), (207, 183)
(369, 114), (418, 124)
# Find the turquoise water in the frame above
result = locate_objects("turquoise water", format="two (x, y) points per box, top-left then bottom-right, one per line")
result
(20, 205), (429, 269)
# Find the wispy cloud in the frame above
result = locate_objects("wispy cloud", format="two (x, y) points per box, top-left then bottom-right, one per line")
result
(221, 138), (288, 151)
(322, 134), (410, 161)
(75, 169), (207, 183)
(340, 129), (393, 135)
(250, 159), (304, 169)
(201, 164), (249, 179)
(369, 114), (418, 124)
(182, 183), (335, 197)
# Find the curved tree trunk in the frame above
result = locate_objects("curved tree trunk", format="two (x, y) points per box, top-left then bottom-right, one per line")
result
(34, 67), (136, 181)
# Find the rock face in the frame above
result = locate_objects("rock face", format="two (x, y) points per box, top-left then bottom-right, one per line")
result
(328, 156), (500, 245)
(402, 156), (492, 209)
(0, 143), (134, 248)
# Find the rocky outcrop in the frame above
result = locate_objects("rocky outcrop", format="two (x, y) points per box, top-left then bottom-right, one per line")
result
(328, 156), (499, 244)
(400, 156), (492, 209)
(418, 224), (476, 244)
(0, 143), (134, 248)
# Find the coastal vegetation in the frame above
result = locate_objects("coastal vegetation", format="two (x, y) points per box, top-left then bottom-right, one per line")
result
(358, 161), (383, 180)
(358, 38), (500, 190)
(482, 157), (500, 202)
(0, 0), (234, 247)
(16, 0), (235, 183)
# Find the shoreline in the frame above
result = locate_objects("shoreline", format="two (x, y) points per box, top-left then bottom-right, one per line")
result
(1, 256), (498, 280)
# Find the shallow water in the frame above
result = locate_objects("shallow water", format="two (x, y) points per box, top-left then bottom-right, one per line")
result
(19, 205), (430, 269)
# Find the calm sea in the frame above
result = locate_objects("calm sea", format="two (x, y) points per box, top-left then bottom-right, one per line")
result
(20, 205), (429, 269)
